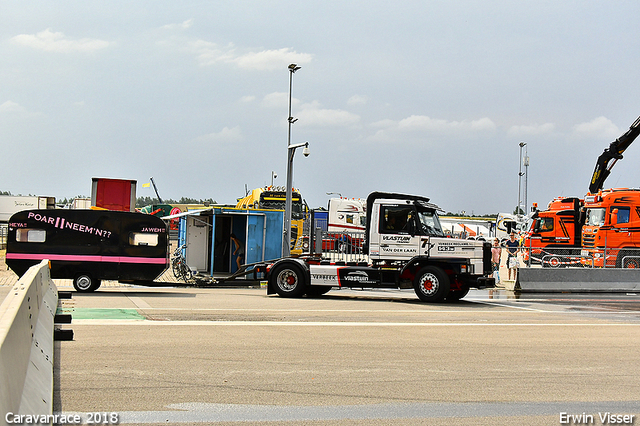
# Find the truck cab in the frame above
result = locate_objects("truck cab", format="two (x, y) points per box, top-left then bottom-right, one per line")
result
(523, 197), (584, 267)
(327, 197), (366, 233)
(581, 188), (640, 268)
(366, 194), (487, 275)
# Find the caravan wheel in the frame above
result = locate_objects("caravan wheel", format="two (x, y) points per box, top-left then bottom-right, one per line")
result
(74, 274), (100, 292)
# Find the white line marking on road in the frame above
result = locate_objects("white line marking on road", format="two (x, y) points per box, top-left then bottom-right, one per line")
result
(70, 319), (640, 326)
(60, 400), (640, 424)
(471, 300), (551, 312)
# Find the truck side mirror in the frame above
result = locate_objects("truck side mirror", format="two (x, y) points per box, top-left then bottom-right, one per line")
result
(611, 208), (618, 225)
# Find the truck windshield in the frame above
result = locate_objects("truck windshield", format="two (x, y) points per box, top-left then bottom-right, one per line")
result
(534, 217), (554, 232)
(417, 208), (445, 237)
(586, 208), (606, 226)
(260, 194), (304, 219)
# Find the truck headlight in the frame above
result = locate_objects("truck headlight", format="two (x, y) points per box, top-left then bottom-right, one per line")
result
(460, 264), (467, 273)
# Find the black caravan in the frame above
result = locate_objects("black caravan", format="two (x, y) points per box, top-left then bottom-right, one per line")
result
(6, 209), (169, 292)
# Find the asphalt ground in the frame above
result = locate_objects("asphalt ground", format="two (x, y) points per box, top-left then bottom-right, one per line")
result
(45, 285), (640, 425)
(2, 253), (639, 426)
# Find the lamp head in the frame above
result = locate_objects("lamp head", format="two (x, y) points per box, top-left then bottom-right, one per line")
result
(303, 142), (310, 157)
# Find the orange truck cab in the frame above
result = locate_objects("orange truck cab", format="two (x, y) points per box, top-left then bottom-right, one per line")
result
(581, 188), (640, 268)
(524, 197), (583, 267)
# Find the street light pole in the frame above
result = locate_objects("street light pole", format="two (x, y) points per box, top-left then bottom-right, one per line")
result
(524, 145), (529, 216)
(284, 63), (302, 257)
(518, 142), (526, 217)
(284, 141), (309, 257)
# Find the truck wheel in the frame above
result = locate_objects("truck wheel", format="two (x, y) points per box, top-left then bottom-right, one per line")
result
(446, 287), (470, 302)
(74, 274), (100, 292)
(271, 262), (307, 298)
(618, 250), (640, 268)
(546, 255), (561, 268)
(413, 266), (450, 303)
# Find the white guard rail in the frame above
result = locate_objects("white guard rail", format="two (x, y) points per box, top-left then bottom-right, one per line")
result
(0, 260), (58, 423)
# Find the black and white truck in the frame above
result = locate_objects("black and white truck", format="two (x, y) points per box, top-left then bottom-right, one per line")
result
(266, 192), (495, 302)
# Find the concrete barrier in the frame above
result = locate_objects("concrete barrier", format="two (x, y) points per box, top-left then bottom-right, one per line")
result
(519, 267), (640, 292)
(0, 260), (58, 422)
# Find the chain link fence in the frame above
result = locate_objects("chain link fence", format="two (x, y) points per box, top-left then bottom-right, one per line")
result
(309, 229), (367, 263)
(522, 237), (640, 269)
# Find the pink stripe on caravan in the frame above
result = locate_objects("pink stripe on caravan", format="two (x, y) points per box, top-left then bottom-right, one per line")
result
(5, 253), (167, 264)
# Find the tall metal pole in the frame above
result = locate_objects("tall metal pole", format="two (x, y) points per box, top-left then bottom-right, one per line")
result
(524, 145), (529, 216)
(518, 142), (526, 217)
(284, 64), (301, 257)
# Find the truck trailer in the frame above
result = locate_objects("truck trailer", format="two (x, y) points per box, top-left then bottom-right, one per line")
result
(6, 209), (169, 292)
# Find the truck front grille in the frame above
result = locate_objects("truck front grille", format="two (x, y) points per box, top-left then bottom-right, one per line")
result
(582, 233), (596, 248)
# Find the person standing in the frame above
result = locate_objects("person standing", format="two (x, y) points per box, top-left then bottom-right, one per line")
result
(505, 232), (520, 281)
(491, 238), (502, 283)
(230, 233), (244, 271)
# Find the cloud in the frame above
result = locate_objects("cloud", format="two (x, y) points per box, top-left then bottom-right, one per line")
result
(507, 122), (556, 137)
(297, 101), (360, 127)
(347, 95), (368, 106)
(397, 115), (496, 133)
(195, 126), (242, 143)
(189, 41), (312, 70)
(572, 116), (620, 140)
(232, 48), (312, 71)
(261, 92), (300, 109)
(370, 119), (397, 128)
(161, 19), (194, 30)
(11, 29), (111, 53)
(239, 95), (256, 103)
(367, 115), (496, 143)
(0, 101), (26, 113)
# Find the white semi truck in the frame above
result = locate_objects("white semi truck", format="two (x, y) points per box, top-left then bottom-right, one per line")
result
(265, 192), (494, 302)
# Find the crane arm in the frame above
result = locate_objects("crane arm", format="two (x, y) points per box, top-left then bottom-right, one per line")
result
(589, 114), (640, 194)
(150, 177), (164, 204)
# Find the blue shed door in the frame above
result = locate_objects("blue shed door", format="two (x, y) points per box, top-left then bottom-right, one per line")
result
(245, 214), (265, 264)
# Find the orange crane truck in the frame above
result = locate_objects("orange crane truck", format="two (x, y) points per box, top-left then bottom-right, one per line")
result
(525, 114), (640, 268)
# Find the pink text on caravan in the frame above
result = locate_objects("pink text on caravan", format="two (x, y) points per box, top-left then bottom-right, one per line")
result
(27, 212), (113, 238)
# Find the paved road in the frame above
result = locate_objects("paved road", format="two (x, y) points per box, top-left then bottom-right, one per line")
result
(43, 284), (640, 426)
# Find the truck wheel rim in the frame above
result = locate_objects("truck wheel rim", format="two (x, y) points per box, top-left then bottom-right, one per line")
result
(277, 269), (298, 291)
(418, 273), (438, 296)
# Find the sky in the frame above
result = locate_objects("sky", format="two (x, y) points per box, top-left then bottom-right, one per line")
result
(1, 1), (640, 215)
